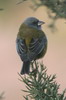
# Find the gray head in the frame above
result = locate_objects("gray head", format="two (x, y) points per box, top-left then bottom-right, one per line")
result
(23, 17), (45, 30)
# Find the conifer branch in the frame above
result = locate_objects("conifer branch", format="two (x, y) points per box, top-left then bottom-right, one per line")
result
(19, 61), (66, 100)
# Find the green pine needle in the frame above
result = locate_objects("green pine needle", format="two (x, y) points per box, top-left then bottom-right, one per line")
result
(19, 61), (66, 100)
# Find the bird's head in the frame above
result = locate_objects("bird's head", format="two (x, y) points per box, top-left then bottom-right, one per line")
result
(23, 17), (45, 30)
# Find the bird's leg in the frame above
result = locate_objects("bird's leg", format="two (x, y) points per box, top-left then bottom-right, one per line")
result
(34, 60), (38, 71)
(30, 60), (38, 73)
(31, 61), (34, 71)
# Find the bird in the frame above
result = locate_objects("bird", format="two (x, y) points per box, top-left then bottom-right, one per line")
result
(16, 17), (47, 75)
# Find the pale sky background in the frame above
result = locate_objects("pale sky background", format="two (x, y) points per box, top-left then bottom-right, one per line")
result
(0, 1), (66, 100)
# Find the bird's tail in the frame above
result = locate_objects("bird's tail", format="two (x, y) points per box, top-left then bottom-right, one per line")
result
(20, 61), (30, 75)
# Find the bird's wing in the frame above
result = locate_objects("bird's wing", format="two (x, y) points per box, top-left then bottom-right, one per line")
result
(16, 38), (28, 61)
(16, 37), (47, 61)
(28, 37), (47, 60)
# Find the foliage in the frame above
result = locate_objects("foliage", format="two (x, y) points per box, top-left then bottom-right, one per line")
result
(31, 0), (66, 18)
(1, 0), (66, 30)
(0, 92), (5, 100)
(17, 0), (66, 19)
(16, 0), (66, 31)
(19, 61), (66, 100)
(0, 8), (4, 11)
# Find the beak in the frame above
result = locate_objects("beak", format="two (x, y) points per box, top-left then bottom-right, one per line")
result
(38, 21), (45, 26)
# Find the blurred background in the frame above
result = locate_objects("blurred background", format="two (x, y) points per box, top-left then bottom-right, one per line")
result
(0, 0), (66, 100)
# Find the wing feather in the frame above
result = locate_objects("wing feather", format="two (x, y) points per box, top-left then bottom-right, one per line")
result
(16, 36), (47, 61)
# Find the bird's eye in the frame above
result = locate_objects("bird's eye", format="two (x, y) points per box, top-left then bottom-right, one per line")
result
(32, 21), (38, 25)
